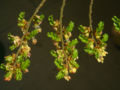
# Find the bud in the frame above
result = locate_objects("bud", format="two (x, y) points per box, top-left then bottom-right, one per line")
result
(32, 39), (37, 45)
(64, 75), (71, 81)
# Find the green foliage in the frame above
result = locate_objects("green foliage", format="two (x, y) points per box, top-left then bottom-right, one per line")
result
(101, 33), (109, 42)
(21, 59), (30, 71)
(25, 29), (40, 40)
(78, 34), (88, 43)
(54, 59), (63, 69)
(18, 12), (25, 21)
(112, 16), (120, 31)
(56, 70), (65, 80)
(96, 21), (104, 32)
(68, 38), (78, 47)
(66, 21), (74, 32)
(72, 49), (78, 59)
(15, 68), (22, 81)
(50, 50), (57, 57)
(84, 48), (95, 55)
(9, 45), (17, 51)
(78, 25), (85, 33)
(70, 60), (79, 68)
(48, 15), (55, 26)
(47, 32), (61, 41)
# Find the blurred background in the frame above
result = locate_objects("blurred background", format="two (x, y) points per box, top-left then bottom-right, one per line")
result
(0, 0), (120, 90)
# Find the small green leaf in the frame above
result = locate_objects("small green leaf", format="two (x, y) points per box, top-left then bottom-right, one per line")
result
(78, 34), (88, 43)
(84, 48), (95, 55)
(68, 38), (78, 47)
(0, 64), (6, 70)
(21, 59), (30, 71)
(50, 50), (57, 57)
(48, 15), (54, 26)
(66, 21), (74, 32)
(102, 33), (109, 42)
(54, 59), (63, 69)
(96, 21), (104, 32)
(72, 49), (78, 59)
(78, 25), (85, 33)
(47, 32), (61, 41)
(9, 45), (17, 51)
(70, 60), (79, 68)
(15, 68), (22, 81)
(56, 70), (65, 80)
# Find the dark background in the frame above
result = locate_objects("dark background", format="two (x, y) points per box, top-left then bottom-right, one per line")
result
(0, 0), (120, 90)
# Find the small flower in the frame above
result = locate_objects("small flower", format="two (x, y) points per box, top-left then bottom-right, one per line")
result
(64, 75), (71, 81)
(70, 67), (77, 74)
(13, 36), (21, 46)
(32, 38), (37, 45)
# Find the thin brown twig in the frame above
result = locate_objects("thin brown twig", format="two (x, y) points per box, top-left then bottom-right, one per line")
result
(59, 0), (69, 70)
(89, 0), (94, 39)
(59, 0), (66, 50)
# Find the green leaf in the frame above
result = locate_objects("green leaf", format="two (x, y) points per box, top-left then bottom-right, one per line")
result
(54, 59), (63, 69)
(21, 59), (30, 71)
(78, 34), (88, 43)
(0, 64), (6, 70)
(68, 38), (78, 47)
(50, 50), (57, 57)
(4, 71), (13, 78)
(17, 55), (23, 63)
(9, 45), (17, 51)
(96, 21), (104, 32)
(47, 32), (61, 41)
(72, 49), (78, 59)
(78, 25), (85, 33)
(66, 21), (74, 32)
(48, 15), (54, 26)
(102, 33), (109, 42)
(5, 55), (12, 61)
(112, 16), (120, 31)
(15, 68), (22, 81)
(40, 14), (45, 21)
(56, 70), (65, 80)
(25, 29), (40, 40)
(84, 48), (95, 55)
(70, 60), (79, 68)
(18, 12), (25, 21)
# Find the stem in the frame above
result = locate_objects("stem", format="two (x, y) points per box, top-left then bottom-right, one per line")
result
(14, 0), (46, 65)
(59, 0), (66, 50)
(89, 0), (94, 39)
(59, 0), (69, 70)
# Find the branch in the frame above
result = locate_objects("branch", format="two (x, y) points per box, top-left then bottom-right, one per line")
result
(15, 0), (46, 65)
(89, 0), (94, 38)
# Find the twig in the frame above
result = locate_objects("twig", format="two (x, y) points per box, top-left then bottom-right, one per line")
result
(89, 0), (94, 39)
(59, 0), (66, 50)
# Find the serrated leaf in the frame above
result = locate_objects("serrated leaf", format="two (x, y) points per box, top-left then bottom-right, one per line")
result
(50, 50), (57, 57)
(21, 59), (30, 71)
(84, 48), (95, 55)
(68, 38), (78, 47)
(78, 34), (88, 43)
(102, 33), (109, 42)
(66, 21), (74, 32)
(70, 60), (79, 68)
(47, 32), (61, 41)
(96, 21), (104, 32)
(15, 68), (22, 81)
(72, 49), (78, 59)
(48, 15), (54, 26)
(54, 59), (63, 69)
(78, 25), (85, 33)
(56, 70), (65, 80)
